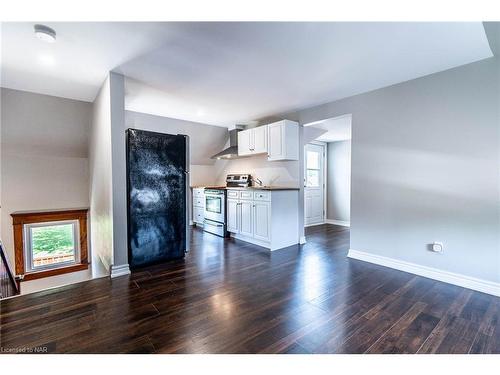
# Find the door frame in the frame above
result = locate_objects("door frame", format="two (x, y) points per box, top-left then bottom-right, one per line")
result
(304, 141), (327, 227)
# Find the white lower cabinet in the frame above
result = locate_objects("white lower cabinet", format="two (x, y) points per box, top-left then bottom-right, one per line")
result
(226, 189), (299, 251)
(227, 199), (254, 237)
(227, 199), (239, 233)
(192, 188), (205, 225)
(193, 207), (205, 224)
(240, 201), (254, 237)
(253, 201), (270, 241)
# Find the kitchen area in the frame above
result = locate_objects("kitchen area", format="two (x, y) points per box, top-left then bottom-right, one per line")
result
(191, 120), (302, 251)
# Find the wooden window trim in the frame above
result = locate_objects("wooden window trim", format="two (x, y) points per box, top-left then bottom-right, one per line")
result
(11, 208), (89, 281)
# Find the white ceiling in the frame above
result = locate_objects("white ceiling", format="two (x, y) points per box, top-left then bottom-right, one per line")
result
(305, 114), (352, 142)
(1, 22), (493, 127)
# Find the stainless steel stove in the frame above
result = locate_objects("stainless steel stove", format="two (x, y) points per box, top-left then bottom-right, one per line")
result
(203, 174), (252, 237)
(203, 188), (227, 237)
(226, 174), (251, 188)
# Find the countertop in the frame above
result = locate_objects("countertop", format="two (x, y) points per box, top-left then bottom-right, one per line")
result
(191, 185), (300, 191)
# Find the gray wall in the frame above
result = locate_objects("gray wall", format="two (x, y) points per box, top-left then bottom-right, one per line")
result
(285, 57), (500, 283)
(327, 140), (351, 223)
(125, 110), (228, 167)
(1, 88), (91, 267)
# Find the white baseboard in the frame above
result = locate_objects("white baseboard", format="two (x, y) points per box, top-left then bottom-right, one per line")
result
(347, 249), (500, 297)
(110, 264), (131, 278)
(98, 254), (110, 272)
(230, 233), (301, 251)
(304, 221), (325, 228)
(325, 219), (350, 227)
(299, 236), (307, 244)
(230, 233), (270, 249)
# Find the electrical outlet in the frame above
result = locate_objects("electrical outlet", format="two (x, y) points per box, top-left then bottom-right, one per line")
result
(429, 242), (444, 253)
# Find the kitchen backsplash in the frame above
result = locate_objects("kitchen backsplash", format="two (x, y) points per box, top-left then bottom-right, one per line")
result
(212, 154), (300, 187)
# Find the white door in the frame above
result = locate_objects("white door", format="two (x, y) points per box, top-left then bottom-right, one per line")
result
(237, 130), (252, 156)
(267, 122), (283, 160)
(252, 126), (268, 154)
(227, 199), (239, 233)
(253, 201), (271, 241)
(240, 201), (253, 237)
(304, 143), (325, 226)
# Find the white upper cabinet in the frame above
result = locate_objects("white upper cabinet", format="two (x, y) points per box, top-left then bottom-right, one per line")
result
(237, 126), (268, 156)
(252, 125), (268, 154)
(267, 120), (299, 161)
(237, 129), (253, 156)
(237, 120), (298, 160)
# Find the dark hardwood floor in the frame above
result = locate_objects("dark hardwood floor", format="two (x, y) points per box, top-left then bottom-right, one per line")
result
(1, 224), (499, 354)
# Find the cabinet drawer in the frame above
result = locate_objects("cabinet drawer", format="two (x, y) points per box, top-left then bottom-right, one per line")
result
(227, 190), (239, 199)
(193, 188), (205, 197)
(193, 197), (204, 207)
(193, 207), (205, 223)
(239, 190), (253, 200)
(253, 191), (271, 201)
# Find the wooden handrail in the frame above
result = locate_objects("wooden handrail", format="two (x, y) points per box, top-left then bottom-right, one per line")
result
(0, 240), (20, 299)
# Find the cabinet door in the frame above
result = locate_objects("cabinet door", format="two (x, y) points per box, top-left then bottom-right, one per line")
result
(193, 196), (204, 208)
(239, 200), (253, 237)
(237, 130), (252, 156)
(267, 122), (283, 160)
(227, 199), (239, 233)
(193, 206), (204, 224)
(253, 201), (271, 242)
(252, 125), (268, 154)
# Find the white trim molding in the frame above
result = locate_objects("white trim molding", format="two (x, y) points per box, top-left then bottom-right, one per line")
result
(299, 236), (307, 244)
(326, 219), (350, 227)
(305, 221), (326, 228)
(110, 264), (131, 278)
(98, 254), (110, 272)
(347, 249), (500, 297)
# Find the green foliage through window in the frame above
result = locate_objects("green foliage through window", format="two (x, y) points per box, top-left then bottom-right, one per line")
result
(31, 224), (75, 258)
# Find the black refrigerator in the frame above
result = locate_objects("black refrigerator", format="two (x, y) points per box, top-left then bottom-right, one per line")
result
(126, 129), (190, 269)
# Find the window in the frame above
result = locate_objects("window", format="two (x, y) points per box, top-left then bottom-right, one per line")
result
(306, 170), (320, 187)
(205, 196), (222, 214)
(24, 220), (80, 273)
(11, 209), (88, 280)
(306, 150), (321, 187)
(306, 150), (320, 169)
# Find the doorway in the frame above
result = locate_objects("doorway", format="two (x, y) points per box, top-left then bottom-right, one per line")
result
(303, 114), (352, 231)
(304, 142), (326, 226)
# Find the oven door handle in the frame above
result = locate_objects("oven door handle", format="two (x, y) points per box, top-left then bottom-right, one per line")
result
(203, 220), (224, 227)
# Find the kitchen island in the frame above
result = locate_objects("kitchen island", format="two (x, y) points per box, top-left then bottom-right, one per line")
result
(225, 187), (300, 251)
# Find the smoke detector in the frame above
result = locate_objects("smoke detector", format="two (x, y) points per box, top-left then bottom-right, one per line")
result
(34, 24), (56, 43)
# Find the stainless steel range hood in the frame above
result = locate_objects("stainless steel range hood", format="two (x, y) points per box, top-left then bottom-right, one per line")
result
(211, 128), (248, 160)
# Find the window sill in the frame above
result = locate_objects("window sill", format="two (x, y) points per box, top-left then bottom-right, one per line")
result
(21, 263), (89, 281)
